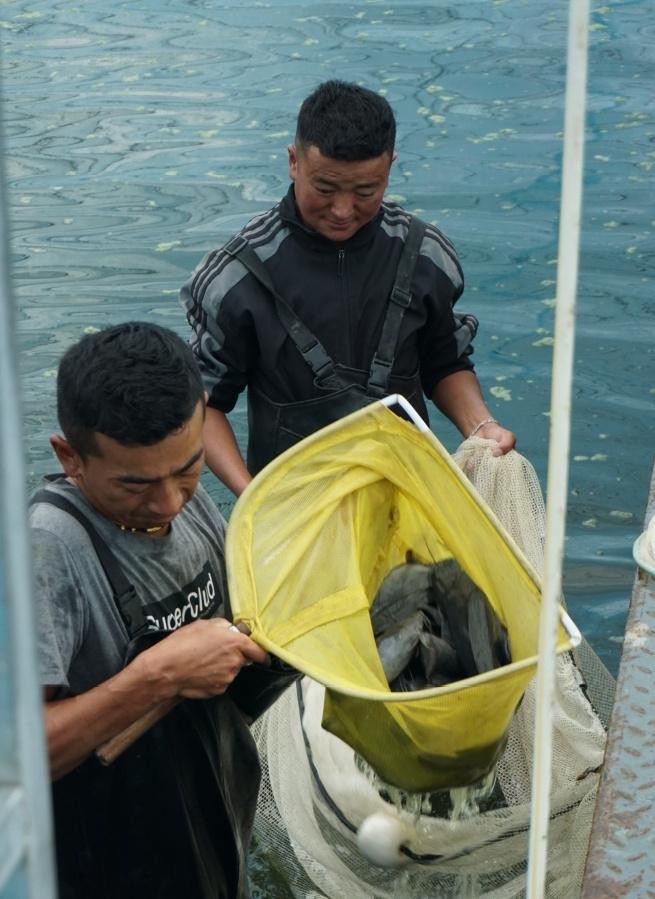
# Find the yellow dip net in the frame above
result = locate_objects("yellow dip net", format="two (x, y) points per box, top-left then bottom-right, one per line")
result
(227, 399), (578, 792)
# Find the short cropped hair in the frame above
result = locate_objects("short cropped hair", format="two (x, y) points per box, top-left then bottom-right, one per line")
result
(57, 322), (204, 457)
(295, 80), (396, 161)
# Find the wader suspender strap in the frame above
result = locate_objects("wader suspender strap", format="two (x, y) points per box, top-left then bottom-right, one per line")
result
(224, 217), (426, 393)
(31, 485), (151, 639)
(366, 216), (426, 397)
(224, 235), (343, 388)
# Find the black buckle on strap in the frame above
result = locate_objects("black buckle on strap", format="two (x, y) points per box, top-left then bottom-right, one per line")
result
(224, 234), (248, 256)
(390, 286), (413, 308)
(368, 355), (393, 393)
(116, 585), (151, 638)
(303, 341), (335, 381)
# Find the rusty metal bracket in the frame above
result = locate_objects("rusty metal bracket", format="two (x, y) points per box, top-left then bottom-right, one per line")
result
(582, 460), (655, 897)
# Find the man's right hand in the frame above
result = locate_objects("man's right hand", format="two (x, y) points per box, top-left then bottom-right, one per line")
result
(44, 618), (267, 779)
(141, 617), (268, 700)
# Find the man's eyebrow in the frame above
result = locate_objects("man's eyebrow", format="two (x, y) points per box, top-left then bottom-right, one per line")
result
(315, 175), (380, 187)
(116, 448), (204, 485)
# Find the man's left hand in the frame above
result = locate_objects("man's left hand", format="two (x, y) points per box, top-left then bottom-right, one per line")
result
(474, 422), (516, 457)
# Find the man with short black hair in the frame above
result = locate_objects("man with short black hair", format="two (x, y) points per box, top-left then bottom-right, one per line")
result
(30, 322), (266, 899)
(183, 80), (514, 493)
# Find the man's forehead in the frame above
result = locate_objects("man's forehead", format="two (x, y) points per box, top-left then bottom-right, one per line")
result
(301, 145), (391, 182)
(117, 449), (204, 485)
(97, 443), (204, 485)
(90, 410), (204, 481)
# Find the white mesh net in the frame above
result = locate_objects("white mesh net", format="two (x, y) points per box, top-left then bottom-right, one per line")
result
(251, 438), (614, 898)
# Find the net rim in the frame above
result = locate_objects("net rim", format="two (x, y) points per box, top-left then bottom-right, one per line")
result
(234, 623), (578, 702)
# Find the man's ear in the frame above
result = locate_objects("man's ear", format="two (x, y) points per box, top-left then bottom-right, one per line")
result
(49, 435), (82, 479)
(288, 144), (298, 181)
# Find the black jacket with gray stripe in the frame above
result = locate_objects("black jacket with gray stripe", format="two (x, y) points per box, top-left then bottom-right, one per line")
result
(181, 185), (477, 413)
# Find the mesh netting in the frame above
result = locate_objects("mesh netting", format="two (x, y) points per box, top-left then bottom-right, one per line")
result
(453, 438), (615, 731)
(250, 437), (614, 898)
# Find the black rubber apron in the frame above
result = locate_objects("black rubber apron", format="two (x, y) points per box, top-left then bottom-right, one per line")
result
(224, 217), (429, 474)
(34, 486), (260, 899)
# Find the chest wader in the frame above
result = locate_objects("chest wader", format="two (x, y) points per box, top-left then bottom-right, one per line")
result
(33, 484), (260, 899)
(224, 216), (429, 474)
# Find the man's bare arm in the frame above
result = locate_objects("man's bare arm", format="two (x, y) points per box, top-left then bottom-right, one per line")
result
(432, 370), (516, 456)
(44, 618), (267, 780)
(203, 406), (252, 496)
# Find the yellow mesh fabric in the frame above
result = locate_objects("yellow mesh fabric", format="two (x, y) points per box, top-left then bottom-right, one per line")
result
(226, 401), (575, 791)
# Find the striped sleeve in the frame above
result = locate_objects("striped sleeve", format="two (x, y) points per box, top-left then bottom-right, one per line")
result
(181, 206), (286, 412)
(181, 247), (253, 412)
(416, 222), (476, 394)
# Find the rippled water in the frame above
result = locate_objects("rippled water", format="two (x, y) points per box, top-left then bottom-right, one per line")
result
(2, 1), (653, 682)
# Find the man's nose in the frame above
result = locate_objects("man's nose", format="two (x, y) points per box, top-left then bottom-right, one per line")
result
(331, 193), (354, 220)
(146, 481), (184, 518)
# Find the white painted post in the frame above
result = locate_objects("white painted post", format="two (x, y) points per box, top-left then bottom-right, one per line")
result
(526, 0), (590, 895)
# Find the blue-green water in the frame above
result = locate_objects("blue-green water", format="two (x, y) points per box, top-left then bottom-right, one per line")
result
(2, 0), (654, 678)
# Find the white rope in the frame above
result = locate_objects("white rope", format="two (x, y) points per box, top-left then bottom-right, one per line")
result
(527, 0), (590, 895)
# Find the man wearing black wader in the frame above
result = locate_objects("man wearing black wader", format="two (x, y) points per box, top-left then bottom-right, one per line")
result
(30, 323), (269, 899)
(182, 80), (515, 494)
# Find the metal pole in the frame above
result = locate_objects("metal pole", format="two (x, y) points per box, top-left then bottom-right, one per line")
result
(0, 72), (57, 897)
(526, 0), (590, 895)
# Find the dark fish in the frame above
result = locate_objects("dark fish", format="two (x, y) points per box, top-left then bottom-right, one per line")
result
(418, 632), (463, 681)
(370, 561), (433, 635)
(391, 661), (453, 692)
(376, 610), (425, 682)
(430, 559), (511, 677)
(370, 556), (511, 693)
